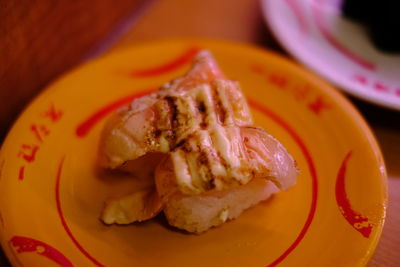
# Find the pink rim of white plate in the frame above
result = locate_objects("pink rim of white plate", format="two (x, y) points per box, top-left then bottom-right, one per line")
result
(261, 0), (400, 111)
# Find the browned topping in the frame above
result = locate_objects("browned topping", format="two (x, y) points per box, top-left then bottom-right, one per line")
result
(212, 84), (227, 124)
(180, 142), (192, 153)
(198, 101), (206, 113)
(165, 96), (179, 129)
(199, 149), (216, 190)
(154, 129), (162, 138)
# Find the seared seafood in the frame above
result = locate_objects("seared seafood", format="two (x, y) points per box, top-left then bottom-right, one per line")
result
(100, 51), (252, 169)
(102, 126), (297, 230)
(100, 50), (298, 233)
(155, 126), (297, 199)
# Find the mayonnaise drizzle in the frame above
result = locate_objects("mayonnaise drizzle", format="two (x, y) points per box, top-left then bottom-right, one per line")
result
(172, 150), (202, 194)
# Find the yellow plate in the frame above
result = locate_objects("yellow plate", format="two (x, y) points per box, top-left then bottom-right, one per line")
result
(0, 39), (387, 267)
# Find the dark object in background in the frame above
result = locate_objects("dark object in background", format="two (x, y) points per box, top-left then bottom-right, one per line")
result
(342, 0), (400, 53)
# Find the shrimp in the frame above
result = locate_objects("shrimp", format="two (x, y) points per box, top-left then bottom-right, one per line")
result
(155, 126), (297, 201)
(99, 51), (252, 169)
(100, 50), (253, 225)
(102, 126), (297, 229)
(99, 51), (298, 233)
(153, 126), (297, 233)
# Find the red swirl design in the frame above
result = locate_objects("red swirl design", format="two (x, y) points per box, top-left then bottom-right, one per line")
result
(129, 47), (200, 77)
(9, 236), (73, 267)
(249, 100), (318, 267)
(336, 151), (372, 238)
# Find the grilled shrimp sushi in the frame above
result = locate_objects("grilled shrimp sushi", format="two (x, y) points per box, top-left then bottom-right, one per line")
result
(153, 126), (297, 233)
(101, 126), (297, 232)
(100, 50), (252, 169)
(99, 50), (298, 234)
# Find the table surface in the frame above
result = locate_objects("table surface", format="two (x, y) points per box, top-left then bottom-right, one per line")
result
(2, 0), (399, 266)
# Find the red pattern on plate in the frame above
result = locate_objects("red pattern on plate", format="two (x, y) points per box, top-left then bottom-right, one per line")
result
(18, 144), (39, 163)
(129, 47), (200, 77)
(336, 151), (372, 238)
(18, 166), (25, 181)
(55, 157), (105, 267)
(250, 64), (332, 115)
(16, 103), (64, 181)
(9, 236), (73, 267)
(249, 100), (318, 267)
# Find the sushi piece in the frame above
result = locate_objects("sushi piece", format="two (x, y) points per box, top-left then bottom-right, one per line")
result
(154, 126), (297, 233)
(155, 126), (297, 199)
(102, 126), (297, 233)
(100, 50), (298, 233)
(100, 51), (252, 169)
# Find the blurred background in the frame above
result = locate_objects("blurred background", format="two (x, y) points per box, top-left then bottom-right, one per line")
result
(0, 0), (399, 266)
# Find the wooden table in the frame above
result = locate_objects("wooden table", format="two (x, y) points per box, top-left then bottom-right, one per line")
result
(1, 0), (399, 265)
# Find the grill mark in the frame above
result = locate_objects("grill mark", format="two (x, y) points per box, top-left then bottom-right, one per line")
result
(215, 149), (230, 172)
(212, 84), (227, 124)
(180, 142), (192, 153)
(175, 139), (185, 148)
(197, 146), (216, 190)
(149, 108), (162, 149)
(165, 96), (178, 128)
(177, 96), (200, 140)
(164, 96), (179, 144)
(196, 99), (208, 128)
(154, 129), (162, 138)
(181, 132), (218, 192)
(198, 101), (206, 113)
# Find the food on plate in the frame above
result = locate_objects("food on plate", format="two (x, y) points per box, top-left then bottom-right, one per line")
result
(155, 126), (296, 199)
(99, 50), (298, 233)
(100, 51), (252, 169)
(342, 0), (400, 53)
(155, 126), (296, 233)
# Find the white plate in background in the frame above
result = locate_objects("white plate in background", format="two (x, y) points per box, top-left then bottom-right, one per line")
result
(261, 0), (400, 110)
